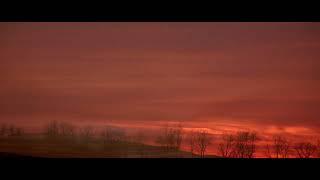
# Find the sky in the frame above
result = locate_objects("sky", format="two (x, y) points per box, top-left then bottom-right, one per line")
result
(1, 22), (320, 150)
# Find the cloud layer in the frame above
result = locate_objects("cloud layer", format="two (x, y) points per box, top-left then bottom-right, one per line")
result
(1, 23), (320, 135)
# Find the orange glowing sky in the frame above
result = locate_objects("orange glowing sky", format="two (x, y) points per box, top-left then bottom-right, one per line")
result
(1, 22), (320, 151)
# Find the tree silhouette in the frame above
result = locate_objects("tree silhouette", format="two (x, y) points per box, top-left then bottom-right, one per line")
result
(218, 133), (235, 158)
(232, 131), (258, 158)
(80, 126), (95, 145)
(317, 140), (320, 158)
(0, 124), (24, 137)
(195, 130), (211, 158)
(187, 131), (197, 157)
(44, 121), (76, 141)
(44, 120), (60, 138)
(0, 124), (8, 137)
(59, 122), (76, 138)
(294, 142), (317, 158)
(155, 123), (183, 152)
(265, 135), (290, 158)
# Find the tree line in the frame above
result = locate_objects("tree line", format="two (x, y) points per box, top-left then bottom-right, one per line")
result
(43, 121), (127, 146)
(0, 123), (24, 137)
(1, 121), (320, 158)
(154, 124), (320, 158)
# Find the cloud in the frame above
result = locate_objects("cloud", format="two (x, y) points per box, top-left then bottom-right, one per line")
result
(1, 22), (320, 135)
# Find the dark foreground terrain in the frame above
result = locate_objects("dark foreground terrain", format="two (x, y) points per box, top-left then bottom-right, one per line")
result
(0, 152), (36, 159)
(0, 136), (218, 158)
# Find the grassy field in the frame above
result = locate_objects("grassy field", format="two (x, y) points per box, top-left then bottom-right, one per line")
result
(0, 135), (218, 158)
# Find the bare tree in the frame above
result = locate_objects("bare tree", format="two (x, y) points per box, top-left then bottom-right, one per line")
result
(44, 120), (60, 138)
(0, 124), (8, 137)
(195, 130), (211, 158)
(59, 122), (76, 138)
(101, 128), (111, 146)
(0, 124), (24, 137)
(218, 133), (235, 158)
(232, 131), (258, 158)
(294, 142), (317, 158)
(264, 144), (273, 158)
(11, 127), (24, 136)
(265, 135), (290, 158)
(14, 127), (24, 136)
(161, 124), (176, 151)
(8, 125), (16, 136)
(155, 123), (183, 152)
(44, 121), (76, 141)
(80, 126), (95, 144)
(186, 131), (197, 157)
(317, 140), (320, 158)
(173, 124), (183, 151)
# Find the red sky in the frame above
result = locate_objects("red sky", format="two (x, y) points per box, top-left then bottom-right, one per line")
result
(1, 22), (320, 155)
